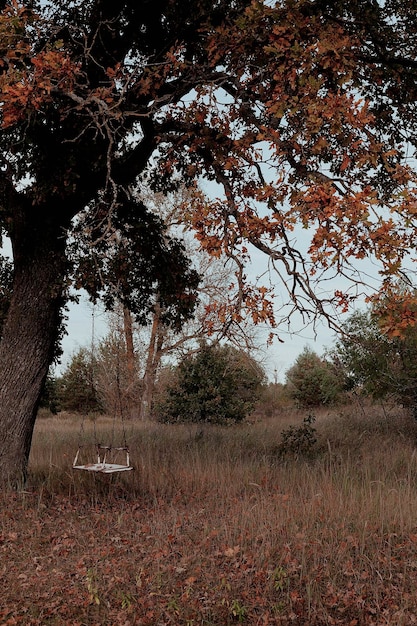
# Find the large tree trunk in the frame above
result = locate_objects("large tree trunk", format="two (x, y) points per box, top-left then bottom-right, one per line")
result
(0, 217), (67, 488)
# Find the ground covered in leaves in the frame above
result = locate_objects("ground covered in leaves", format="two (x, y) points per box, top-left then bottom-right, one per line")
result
(2, 409), (417, 624)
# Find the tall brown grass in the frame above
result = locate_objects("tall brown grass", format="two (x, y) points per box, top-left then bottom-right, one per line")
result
(7, 403), (417, 624)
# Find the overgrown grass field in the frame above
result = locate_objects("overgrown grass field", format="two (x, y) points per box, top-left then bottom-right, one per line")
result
(3, 404), (417, 624)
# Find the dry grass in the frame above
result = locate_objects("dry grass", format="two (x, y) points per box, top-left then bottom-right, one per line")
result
(2, 403), (417, 624)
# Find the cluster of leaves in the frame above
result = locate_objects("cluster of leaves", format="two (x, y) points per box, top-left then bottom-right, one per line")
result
(70, 199), (201, 331)
(0, 4), (81, 130)
(285, 346), (345, 408)
(175, 0), (417, 330)
(330, 303), (417, 416)
(157, 343), (265, 424)
(2, 0), (417, 329)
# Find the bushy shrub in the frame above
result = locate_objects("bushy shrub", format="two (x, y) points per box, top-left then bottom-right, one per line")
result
(156, 343), (265, 424)
(285, 346), (344, 407)
(278, 414), (318, 459)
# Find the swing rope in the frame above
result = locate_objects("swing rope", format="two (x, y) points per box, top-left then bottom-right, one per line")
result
(73, 409), (134, 473)
(72, 305), (134, 474)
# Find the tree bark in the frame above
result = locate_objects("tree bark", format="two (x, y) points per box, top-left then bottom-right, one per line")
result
(140, 300), (165, 421)
(0, 216), (67, 488)
(123, 305), (139, 419)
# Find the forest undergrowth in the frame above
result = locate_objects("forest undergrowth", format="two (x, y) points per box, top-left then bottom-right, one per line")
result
(2, 404), (417, 624)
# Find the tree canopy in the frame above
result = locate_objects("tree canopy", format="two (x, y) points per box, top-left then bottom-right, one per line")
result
(2, 1), (417, 323)
(331, 304), (417, 414)
(1, 0), (417, 484)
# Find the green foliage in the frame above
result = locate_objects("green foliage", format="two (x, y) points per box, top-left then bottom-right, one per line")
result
(230, 598), (247, 622)
(156, 344), (265, 424)
(39, 375), (61, 414)
(331, 309), (417, 413)
(57, 348), (102, 413)
(278, 414), (317, 459)
(71, 201), (200, 331)
(272, 566), (288, 593)
(285, 347), (344, 408)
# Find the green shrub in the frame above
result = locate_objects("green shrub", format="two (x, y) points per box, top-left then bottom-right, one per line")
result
(285, 346), (344, 408)
(156, 343), (265, 424)
(278, 414), (317, 459)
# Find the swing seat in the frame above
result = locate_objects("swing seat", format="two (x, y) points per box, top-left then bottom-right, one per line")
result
(73, 445), (134, 474)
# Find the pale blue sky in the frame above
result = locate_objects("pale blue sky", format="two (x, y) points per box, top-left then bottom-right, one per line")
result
(58, 265), (363, 384)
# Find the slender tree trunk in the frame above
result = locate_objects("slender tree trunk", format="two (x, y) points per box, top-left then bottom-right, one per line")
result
(123, 305), (138, 419)
(0, 218), (67, 488)
(140, 300), (164, 421)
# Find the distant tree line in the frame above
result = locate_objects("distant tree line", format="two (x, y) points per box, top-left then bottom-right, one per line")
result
(42, 286), (417, 422)
(283, 291), (417, 415)
(43, 341), (265, 424)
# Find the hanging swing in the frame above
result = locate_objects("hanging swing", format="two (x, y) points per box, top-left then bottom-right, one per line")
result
(72, 406), (134, 473)
(72, 306), (134, 474)
(73, 443), (134, 473)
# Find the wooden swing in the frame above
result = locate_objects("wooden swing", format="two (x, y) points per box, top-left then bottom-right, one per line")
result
(73, 443), (134, 473)
(72, 305), (134, 475)
(72, 409), (134, 473)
